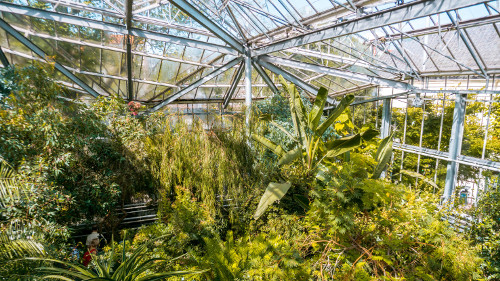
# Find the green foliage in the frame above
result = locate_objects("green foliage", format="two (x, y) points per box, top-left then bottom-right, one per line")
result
(30, 236), (204, 281)
(0, 158), (48, 280)
(470, 187), (500, 279)
(251, 77), (378, 218)
(0, 65), (156, 241)
(150, 114), (268, 226)
(305, 153), (483, 280)
(201, 231), (308, 281)
(0, 65), (491, 280)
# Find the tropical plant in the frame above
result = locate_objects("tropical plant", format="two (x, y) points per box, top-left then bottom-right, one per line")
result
(30, 235), (205, 281)
(0, 157), (47, 279)
(251, 77), (385, 219)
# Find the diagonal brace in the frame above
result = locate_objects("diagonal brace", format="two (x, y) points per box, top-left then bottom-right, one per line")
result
(223, 61), (245, 108)
(149, 57), (243, 112)
(0, 17), (100, 97)
(168, 0), (244, 53)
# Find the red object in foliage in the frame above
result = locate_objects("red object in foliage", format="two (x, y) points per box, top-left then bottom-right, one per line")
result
(82, 248), (97, 266)
(128, 101), (141, 116)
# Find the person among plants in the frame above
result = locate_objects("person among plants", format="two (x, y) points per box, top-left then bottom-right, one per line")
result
(86, 225), (100, 248)
(82, 238), (98, 266)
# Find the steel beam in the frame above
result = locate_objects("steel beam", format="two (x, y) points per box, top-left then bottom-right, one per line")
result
(393, 143), (500, 173)
(245, 54), (252, 107)
(223, 62), (244, 108)
(259, 55), (414, 91)
(379, 98), (392, 178)
(443, 93), (466, 203)
(148, 57), (243, 112)
(287, 47), (393, 74)
(380, 98), (391, 139)
(0, 47), (9, 67)
(145, 54), (225, 102)
(129, 29), (237, 55)
(0, 17), (100, 97)
(166, 97), (266, 104)
(168, 0), (244, 53)
(0, 1), (237, 55)
(447, 11), (488, 79)
(256, 58), (336, 104)
(375, 14), (500, 41)
(9, 26), (215, 67)
(253, 0), (487, 56)
(252, 61), (280, 95)
(126, 0), (134, 101)
(257, 59), (316, 94)
(245, 52), (252, 124)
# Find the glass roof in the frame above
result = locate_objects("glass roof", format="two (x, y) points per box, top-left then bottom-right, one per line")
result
(0, 0), (498, 110)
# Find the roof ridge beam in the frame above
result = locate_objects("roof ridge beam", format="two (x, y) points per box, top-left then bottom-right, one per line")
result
(168, 0), (244, 53)
(253, 0), (489, 56)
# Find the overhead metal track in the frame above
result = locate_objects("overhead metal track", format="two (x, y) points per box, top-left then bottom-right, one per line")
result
(253, 0), (488, 56)
(0, 17), (101, 98)
(149, 57), (243, 112)
(168, 0), (244, 53)
(259, 55), (414, 91)
(0, 1), (237, 55)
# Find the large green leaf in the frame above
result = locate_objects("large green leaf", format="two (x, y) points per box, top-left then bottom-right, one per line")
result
(361, 128), (379, 141)
(372, 132), (395, 179)
(278, 147), (301, 166)
(400, 170), (439, 190)
(324, 134), (362, 158)
(251, 134), (285, 157)
(308, 87), (328, 131)
(316, 95), (354, 136)
(291, 84), (308, 133)
(253, 182), (291, 220)
(278, 76), (300, 138)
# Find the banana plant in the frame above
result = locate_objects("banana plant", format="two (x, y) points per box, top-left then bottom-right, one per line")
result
(252, 77), (381, 219)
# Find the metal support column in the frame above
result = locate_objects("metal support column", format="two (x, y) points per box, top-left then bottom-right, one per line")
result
(126, 0), (134, 101)
(443, 93), (466, 204)
(245, 50), (252, 125)
(380, 98), (391, 178)
(380, 98), (391, 139)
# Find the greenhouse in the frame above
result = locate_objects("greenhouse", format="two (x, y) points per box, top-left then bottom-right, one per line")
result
(0, 0), (499, 279)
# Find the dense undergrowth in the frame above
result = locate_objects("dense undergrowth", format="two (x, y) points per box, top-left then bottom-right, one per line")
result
(0, 65), (497, 280)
